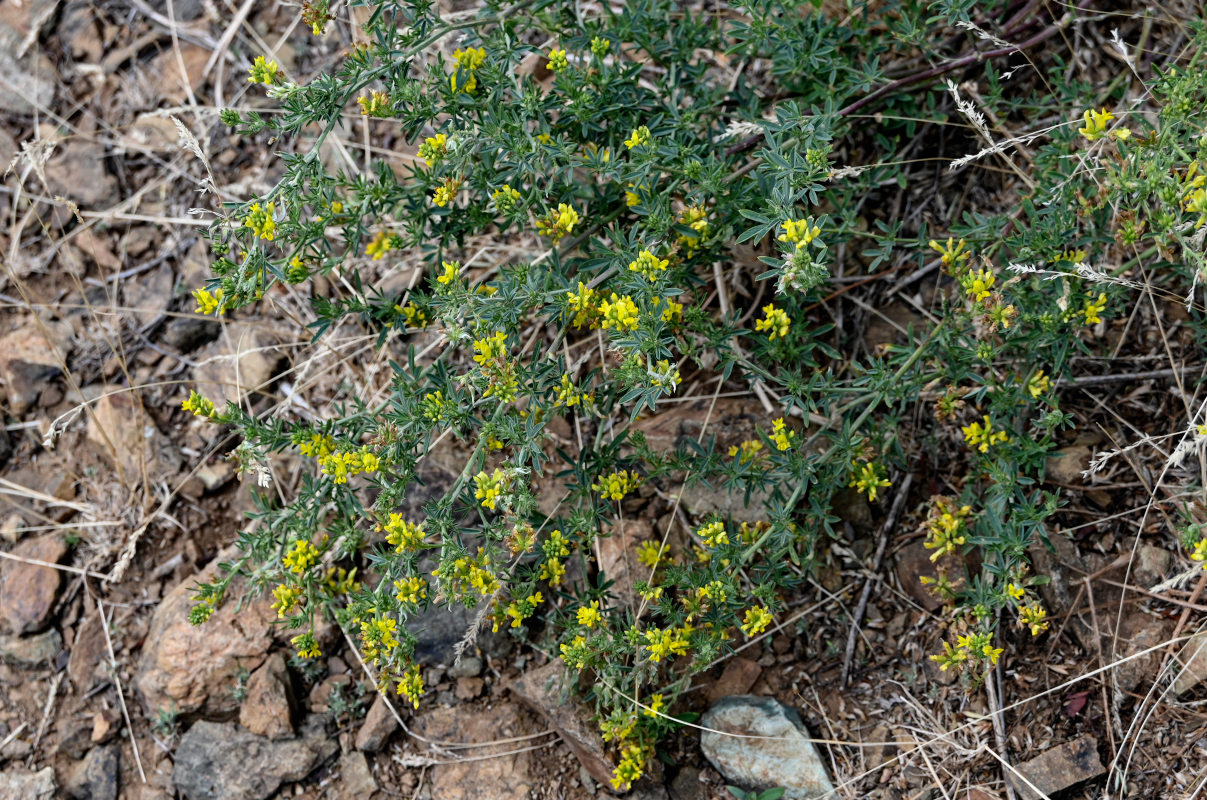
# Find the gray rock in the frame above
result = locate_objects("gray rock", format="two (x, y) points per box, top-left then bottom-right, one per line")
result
(355, 695), (398, 752)
(0, 766), (55, 800)
(448, 654), (482, 679)
(335, 751), (377, 798)
(1012, 734), (1104, 800)
(173, 720), (336, 800)
(700, 696), (834, 800)
(66, 743), (119, 800)
(0, 628), (62, 665)
(510, 661), (614, 788)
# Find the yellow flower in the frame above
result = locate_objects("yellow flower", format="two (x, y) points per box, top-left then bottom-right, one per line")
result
(396, 664), (424, 709)
(491, 184), (522, 213)
(770, 418), (794, 451)
(923, 498), (971, 561)
(399, 303), (428, 329)
(590, 37), (610, 57)
(1189, 537), (1207, 566)
(1082, 292), (1107, 325)
(659, 298), (683, 323)
(961, 414), (1008, 453)
(677, 205), (710, 255)
(472, 331), (507, 365)
(755, 303), (791, 340)
(644, 694), (665, 718)
(628, 249), (669, 280)
(181, 390), (216, 418)
(635, 540), (666, 569)
(849, 461), (891, 502)
(432, 176), (462, 207)
(1026, 370), (1050, 399)
(600, 293), (640, 331)
(576, 601), (602, 628)
(728, 439), (764, 464)
(592, 469), (641, 501)
(1078, 107), (1114, 141)
(965, 268), (995, 303)
(778, 218), (820, 247)
(357, 89), (392, 117)
(567, 281), (602, 329)
(928, 237), (970, 269)
(283, 539), (320, 575)
(1006, 582), (1025, 601)
(1019, 604), (1049, 636)
(393, 576), (427, 604)
(547, 48), (568, 72)
(474, 469), (509, 510)
(436, 260), (460, 285)
(291, 632), (321, 659)
(610, 744), (647, 791)
(536, 203), (579, 242)
(560, 634), (590, 669)
(644, 627), (689, 662)
(740, 606), (773, 637)
(365, 230), (394, 260)
(450, 46), (486, 93)
(540, 557), (567, 586)
(697, 521), (728, 548)
(244, 202), (276, 241)
(624, 125), (652, 149)
(271, 583), (302, 618)
(248, 55), (279, 85)
(382, 513), (427, 553)
(418, 133), (448, 166)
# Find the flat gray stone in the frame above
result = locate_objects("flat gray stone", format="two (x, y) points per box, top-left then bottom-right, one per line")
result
(173, 720), (336, 800)
(700, 696), (834, 800)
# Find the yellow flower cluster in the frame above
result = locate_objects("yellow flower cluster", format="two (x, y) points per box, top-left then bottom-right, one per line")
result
(567, 281), (603, 329)
(770, 418), (794, 451)
(1189, 536), (1207, 568)
(450, 46), (486, 93)
(611, 744), (650, 790)
(1082, 292), (1107, 325)
(474, 468), (510, 510)
(418, 133), (448, 166)
(728, 439), (764, 464)
(628, 249), (669, 279)
(677, 206), (710, 255)
(635, 539), (667, 569)
(396, 664), (424, 709)
(491, 184), (522, 213)
(547, 48), (568, 72)
(297, 432), (335, 458)
(964, 268), (995, 303)
(357, 89), (392, 117)
(655, 297), (683, 323)
(644, 626), (689, 662)
(1077, 107), (1115, 141)
(648, 359), (680, 391)
(755, 303), (790, 340)
(1018, 604), (1049, 637)
(922, 497), (971, 562)
(192, 287), (225, 316)
(740, 605), (773, 637)
(849, 461), (891, 502)
(244, 202), (276, 241)
(473, 331), (507, 365)
(929, 237), (970, 269)
(248, 55), (279, 85)
(576, 600), (602, 628)
(398, 303), (428, 329)
(291, 631), (321, 659)
(560, 634), (590, 669)
(433, 176), (462, 207)
(555, 374), (593, 407)
(382, 514), (426, 553)
(317, 446), (381, 484)
(536, 203), (579, 242)
(593, 469), (641, 501)
(360, 616), (399, 663)
(1026, 369), (1050, 399)
(624, 125), (652, 149)
(930, 631), (1003, 671)
(366, 230), (394, 260)
(503, 592), (544, 629)
(697, 521), (728, 548)
(600, 293), (640, 331)
(181, 390), (216, 418)
(961, 414), (1008, 453)
(778, 218), (820, 247)
(283, 539), (320, 575)
(271, 583), (302, 618)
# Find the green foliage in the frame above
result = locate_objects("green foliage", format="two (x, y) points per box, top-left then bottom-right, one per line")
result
(184, 0), (1207, 788)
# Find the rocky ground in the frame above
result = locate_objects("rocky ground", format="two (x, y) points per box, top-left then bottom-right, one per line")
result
(2, 1), (1207, 799)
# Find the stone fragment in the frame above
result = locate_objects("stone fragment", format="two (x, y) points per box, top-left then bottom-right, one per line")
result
(134, 547), (276, 717)
(355, 695), (399, 752)
(65, 743), (119, 800)
(0, 627), (62, 665)
(173, 720), (336, 800)
(0, 48), (55, 115)
(43, 141), (119, 207)
(510, 660), (614, 788)
(124, 263), (175, 327)
(411, 704), (534, 800)
(0, 534), (67, 634)
(335, 751), (377, 798)
(454, 676), (483, 700)
(191, 326), (286, 405)
(69, 606), (108, 690)
(597, 518), (653, 609)
(0, 321), (68, 415)
(893, 541), (942, 612)
(700, 696), (834, 800)
(1173, 630), (1207, 695)
(707, 657), (763, 704)
(1045, 446), (1092, 485)
(239, 652), (295, 740)
(675, 481), (773, 524)
(1012, 735), (1104, 800)
(86, 385), (181, 484)
(0, 766), (56, 800)
(448, 654), (482, 678)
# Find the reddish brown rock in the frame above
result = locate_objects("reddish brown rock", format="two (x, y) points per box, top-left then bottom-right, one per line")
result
(86, 385), (181, 485)
(707, 657), (763, 704)
(893, 541), (942, 612)
(1012, 735), (1104, 800)
(510, 660), (613, 789)
(411, 704), (534, 800)
(0, 534), (67, 634)
(239, 652), (294, 740)
(355, 695), (399, 752)
(134, 548), (276, 717)
(455, 676), (484, 700)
